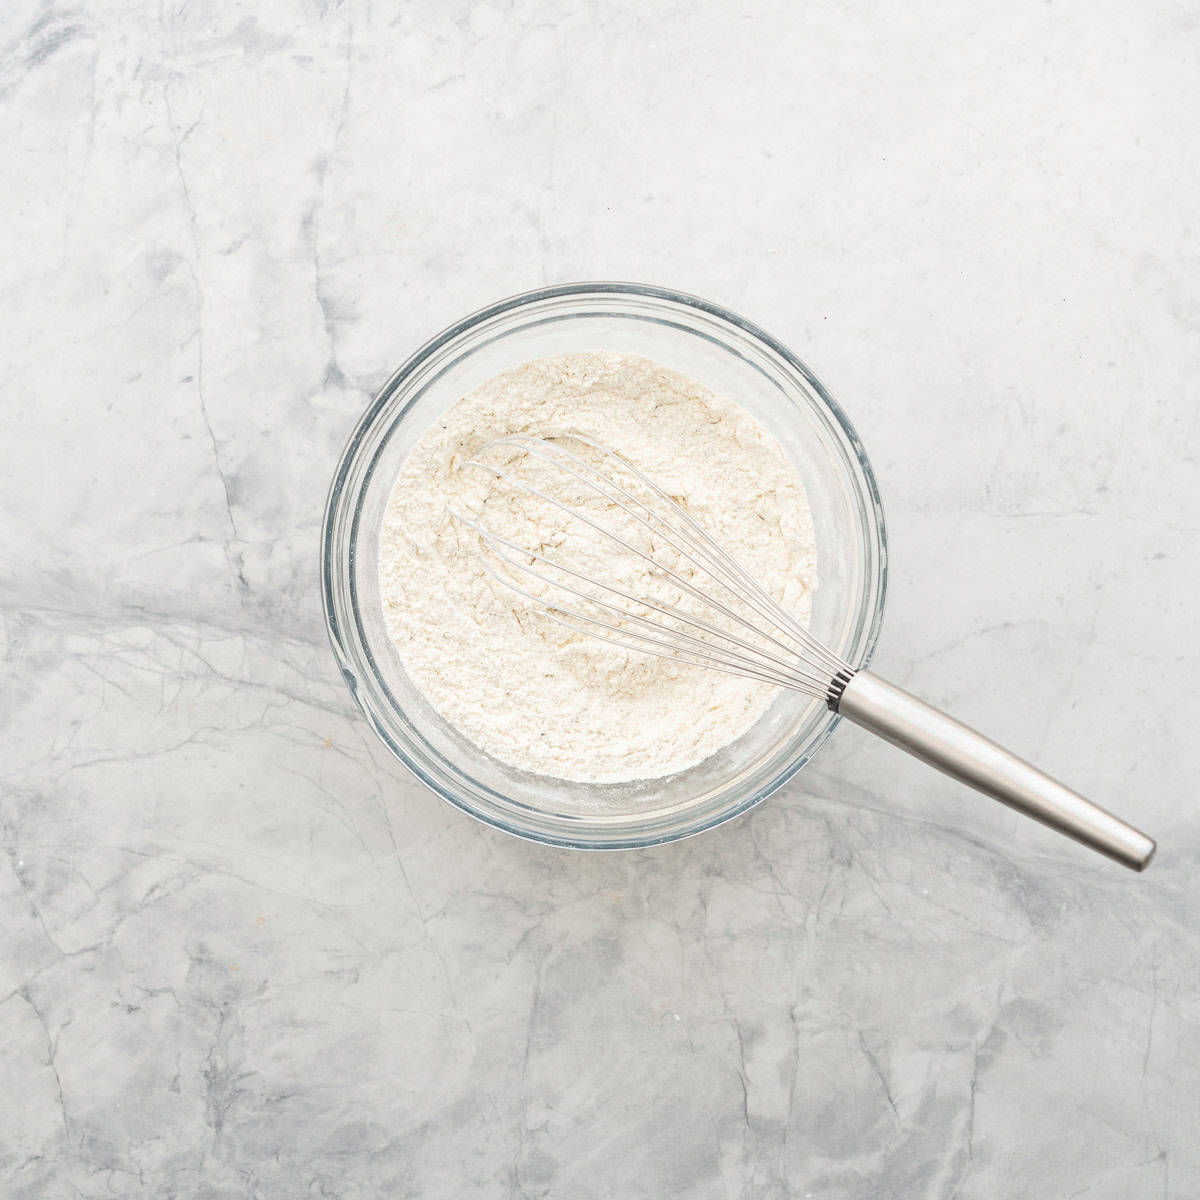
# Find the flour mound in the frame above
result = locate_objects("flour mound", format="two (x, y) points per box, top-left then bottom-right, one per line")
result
(378, 352), (817, 784)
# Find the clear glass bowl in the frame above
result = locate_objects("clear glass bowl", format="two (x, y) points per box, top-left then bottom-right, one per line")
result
(321, 283), (887, 848)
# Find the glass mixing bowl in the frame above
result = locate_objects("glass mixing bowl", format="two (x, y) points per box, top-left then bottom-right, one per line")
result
(322, 283), (887, 848)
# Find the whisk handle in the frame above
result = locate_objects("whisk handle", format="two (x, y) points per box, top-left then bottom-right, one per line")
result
(836, 670), (1156, 871)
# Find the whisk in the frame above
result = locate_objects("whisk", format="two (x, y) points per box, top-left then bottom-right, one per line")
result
(450, 432), (1155, 871)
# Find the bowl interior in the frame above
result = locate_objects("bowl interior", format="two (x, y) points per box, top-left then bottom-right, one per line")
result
(323, 286), (885, 847)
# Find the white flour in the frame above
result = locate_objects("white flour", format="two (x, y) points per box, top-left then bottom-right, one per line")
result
(378, 352), (817, 783)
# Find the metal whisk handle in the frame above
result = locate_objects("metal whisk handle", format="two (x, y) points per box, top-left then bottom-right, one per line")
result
(836, 671), (1156, 872)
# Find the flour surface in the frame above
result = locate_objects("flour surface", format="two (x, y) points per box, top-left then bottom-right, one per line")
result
(378, 352), (817, 783)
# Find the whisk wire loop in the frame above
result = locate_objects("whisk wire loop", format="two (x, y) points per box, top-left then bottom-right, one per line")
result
(448, 507), (832, 694)
(479, 434), (847, 678)
(459, 434), (848, 698)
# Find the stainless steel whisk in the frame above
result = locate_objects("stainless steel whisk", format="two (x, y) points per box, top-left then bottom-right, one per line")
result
(451, 432), (1155, 871)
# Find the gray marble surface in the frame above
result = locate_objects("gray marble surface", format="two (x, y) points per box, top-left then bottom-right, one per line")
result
(3, 1), (1199, 1196)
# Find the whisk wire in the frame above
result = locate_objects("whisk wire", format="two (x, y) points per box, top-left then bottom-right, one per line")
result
(454, 433), (855, 704)
(480, 434), (848, 677)
(516, 435), (844, 667)
(460, 458), (810, 671)
(449, 507), (832, 695)
(463, 436), (849, 691)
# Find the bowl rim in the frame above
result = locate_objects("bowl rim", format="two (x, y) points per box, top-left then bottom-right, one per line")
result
(321, 281), (888, 848)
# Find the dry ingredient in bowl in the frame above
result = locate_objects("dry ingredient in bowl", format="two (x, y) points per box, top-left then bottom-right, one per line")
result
(378, 352), (817, 784)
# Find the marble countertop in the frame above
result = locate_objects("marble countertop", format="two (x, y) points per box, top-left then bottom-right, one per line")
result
(3, 1), (1199, 1196)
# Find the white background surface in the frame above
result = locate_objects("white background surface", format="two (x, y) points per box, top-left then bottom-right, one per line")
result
(2, 1), (1198, 1196)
